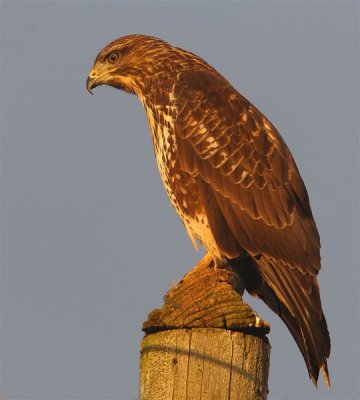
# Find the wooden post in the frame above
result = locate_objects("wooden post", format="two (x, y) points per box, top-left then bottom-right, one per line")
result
(140, 254), (270, 400)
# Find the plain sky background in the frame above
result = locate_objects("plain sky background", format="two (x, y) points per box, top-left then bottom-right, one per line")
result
(0, 1), (358, 399)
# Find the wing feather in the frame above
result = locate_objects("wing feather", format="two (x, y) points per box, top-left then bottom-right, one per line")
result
(172, 70), (320, 274)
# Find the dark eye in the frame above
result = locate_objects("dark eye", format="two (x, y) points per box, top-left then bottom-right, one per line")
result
(107, 53), (119, 63)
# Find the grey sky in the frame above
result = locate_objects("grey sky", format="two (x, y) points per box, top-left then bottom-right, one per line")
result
(1, 1), (358, 399)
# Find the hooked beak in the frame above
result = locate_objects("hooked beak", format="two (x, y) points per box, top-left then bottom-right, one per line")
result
(86, 68), (100, 94)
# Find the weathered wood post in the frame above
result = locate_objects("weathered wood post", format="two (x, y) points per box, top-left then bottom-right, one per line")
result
(140, 254), (271, 399)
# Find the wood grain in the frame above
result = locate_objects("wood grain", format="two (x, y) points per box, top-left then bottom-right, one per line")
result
(140, 254), (270, 399)
(140, 329), (269, 399)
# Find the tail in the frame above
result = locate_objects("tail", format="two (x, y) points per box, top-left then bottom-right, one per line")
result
(236, 254), (331, 386)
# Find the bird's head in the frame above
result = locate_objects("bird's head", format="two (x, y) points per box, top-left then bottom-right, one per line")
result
(86, 34), (210, 96)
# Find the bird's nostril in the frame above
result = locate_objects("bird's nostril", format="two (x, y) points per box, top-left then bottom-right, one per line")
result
(89, 69), (98, 78)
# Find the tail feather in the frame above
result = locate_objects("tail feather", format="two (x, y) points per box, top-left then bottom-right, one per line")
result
(238, 255), (331, 386)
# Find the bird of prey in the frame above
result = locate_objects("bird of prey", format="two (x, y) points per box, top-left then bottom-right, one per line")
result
(86, 34), (330, 385)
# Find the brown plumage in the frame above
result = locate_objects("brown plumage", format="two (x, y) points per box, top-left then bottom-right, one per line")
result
(87, 34), (330, 385)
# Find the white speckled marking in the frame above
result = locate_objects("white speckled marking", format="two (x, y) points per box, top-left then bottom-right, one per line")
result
(139, 94), (224, 261)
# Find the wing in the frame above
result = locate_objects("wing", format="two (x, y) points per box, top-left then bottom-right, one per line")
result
(171, 69), (330, 384)
(171, 70), (321, 275)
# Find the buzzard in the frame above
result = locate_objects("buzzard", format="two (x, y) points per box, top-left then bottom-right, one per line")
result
(86, 34), (330, 385)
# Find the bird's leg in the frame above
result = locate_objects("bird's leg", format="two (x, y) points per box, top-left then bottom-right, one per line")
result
(212, 255), (246, 296)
